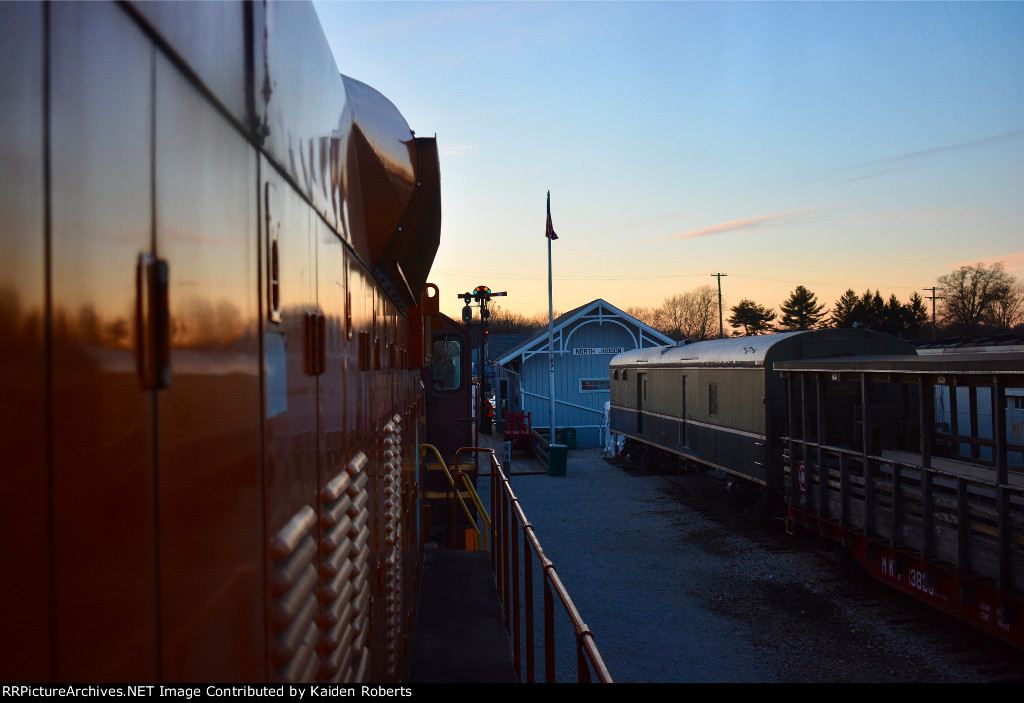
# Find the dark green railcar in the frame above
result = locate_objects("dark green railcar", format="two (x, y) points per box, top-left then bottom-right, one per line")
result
(609, 329), (916, 513)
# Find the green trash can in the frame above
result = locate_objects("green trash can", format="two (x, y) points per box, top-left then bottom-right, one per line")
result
(560, 427), (577, 450)
(548, 444), (567, 477)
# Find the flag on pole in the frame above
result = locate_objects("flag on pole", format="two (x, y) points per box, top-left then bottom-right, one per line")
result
(545, 192), (558, 240)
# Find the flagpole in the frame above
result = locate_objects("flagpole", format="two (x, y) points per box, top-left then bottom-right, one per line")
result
(547, 191), (556, 446)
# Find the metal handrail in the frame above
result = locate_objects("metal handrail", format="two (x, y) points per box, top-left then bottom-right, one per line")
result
(486, 451), (613, 683)
(453, 446), (495, 546)
(421, 443), (486, 550)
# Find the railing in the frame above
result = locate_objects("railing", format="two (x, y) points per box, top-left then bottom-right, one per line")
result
(782, 438), (1024, 590)
(485, 450), (613, 683)
(422, 443), (490, 550)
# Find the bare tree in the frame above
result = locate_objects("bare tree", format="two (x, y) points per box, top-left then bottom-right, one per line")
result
(483, 304), (551, 334)
(624, 305), (659, 330)
(989, 280), (1024, 331)
(938, 262), (1014, 336)
(656, 285), (717, 341)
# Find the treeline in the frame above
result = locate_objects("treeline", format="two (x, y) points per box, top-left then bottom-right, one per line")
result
(627, 262), (1024, 341)
(479, 306), (557, 334)
(470, 262), (1024, 341)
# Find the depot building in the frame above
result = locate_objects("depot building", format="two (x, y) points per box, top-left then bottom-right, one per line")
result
(491, 299), (673, 449)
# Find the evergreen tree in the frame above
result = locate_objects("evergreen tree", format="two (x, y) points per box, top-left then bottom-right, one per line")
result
(859, 290), (885, 330)
(881, 294), (907, 336)
(830, 289), (863, 327)
(779, 286), (826, 330)
(905, 292), (929, 335)
(728, 299), (776, 336)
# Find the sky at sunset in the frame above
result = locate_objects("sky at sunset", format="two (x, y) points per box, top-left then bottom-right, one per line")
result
(313, 1), (1024, 324)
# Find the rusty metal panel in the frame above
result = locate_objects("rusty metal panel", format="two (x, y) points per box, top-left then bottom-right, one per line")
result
(126, 0), (249, 129)
(153, 51), (263, 681)
(48, 2), (159, 681)
(0, 1), (50, 682)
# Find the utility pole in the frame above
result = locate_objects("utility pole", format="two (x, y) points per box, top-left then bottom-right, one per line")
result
(711, 273), (727, 338)
(923, 286), (943, 341)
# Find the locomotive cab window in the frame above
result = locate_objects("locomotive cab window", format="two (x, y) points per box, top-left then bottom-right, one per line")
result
(431, 337), (463, 391)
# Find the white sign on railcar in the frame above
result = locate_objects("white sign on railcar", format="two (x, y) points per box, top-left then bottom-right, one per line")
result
(573, 347), (623, 355)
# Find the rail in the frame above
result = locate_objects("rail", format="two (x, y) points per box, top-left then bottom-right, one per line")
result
(485, 450), (613, 683)
(421, 443), (488, 550)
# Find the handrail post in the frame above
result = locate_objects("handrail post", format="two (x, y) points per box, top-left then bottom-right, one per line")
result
(525, 548), (535, 683)
(511, 515), (521, 677)
(543, 576), (555, 681)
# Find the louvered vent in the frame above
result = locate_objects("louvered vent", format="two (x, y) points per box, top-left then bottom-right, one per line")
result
(317, 451), (372, 682)
(382, 415), (403, 677)
(271, 506), (321, 682)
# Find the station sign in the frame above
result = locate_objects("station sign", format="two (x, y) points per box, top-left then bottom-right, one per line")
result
(573, 347), (624, 356)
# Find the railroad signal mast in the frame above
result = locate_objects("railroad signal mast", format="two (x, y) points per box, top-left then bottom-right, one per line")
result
(460, 285), (507, 323)
(458, 286), (507, 435)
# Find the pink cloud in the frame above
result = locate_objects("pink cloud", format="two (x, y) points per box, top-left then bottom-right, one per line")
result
(953, 252), (1024, 273)
(659, 208), (822, 241)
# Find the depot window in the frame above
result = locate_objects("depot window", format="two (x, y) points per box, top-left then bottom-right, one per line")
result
(580, 378), (610, 393)
(431, 337), (463, 391)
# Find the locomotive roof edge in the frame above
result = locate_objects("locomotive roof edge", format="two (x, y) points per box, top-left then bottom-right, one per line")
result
(609, 328), (918, 368)
(125, 0), (442, 311)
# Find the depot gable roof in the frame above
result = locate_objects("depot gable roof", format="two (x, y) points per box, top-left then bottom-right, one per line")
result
(495, 298), (674, 367)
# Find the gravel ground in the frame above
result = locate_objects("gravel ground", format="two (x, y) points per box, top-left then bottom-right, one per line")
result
(476, 439), (1024, 683)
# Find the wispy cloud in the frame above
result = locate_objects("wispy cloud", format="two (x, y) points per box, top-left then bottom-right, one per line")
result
(878, 129), (1024, 168)
(760, 128), (1024, 193)
(656, 207), (825, 241)
(953, 252), (1024, 273)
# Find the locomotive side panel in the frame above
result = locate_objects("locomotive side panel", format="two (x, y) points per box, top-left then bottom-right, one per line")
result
(0, 1), (441, 683)
(262, 163), (325, 682)
(47, 3), (160, 680)
(0, 2), (48, 681)
(154, 52), (263, 681)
